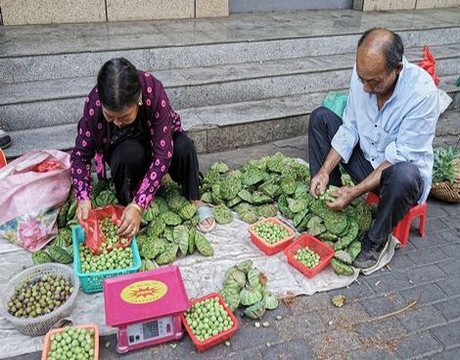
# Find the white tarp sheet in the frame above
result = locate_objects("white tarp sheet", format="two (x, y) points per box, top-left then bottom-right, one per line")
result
(0, 216), (398, 359)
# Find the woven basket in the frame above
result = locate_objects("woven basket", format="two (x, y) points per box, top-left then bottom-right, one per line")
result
(430, 181), (460, 203)
(0, 264), (80, 336)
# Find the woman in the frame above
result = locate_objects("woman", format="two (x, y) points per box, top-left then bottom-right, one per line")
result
(70, 58), (215, 237)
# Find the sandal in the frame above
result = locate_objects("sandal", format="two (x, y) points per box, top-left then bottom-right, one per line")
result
(197, 205), (216, 233)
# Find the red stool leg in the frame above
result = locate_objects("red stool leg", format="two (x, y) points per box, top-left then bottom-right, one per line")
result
(393, 214), (411, 246)
(418, 203), (427, 238)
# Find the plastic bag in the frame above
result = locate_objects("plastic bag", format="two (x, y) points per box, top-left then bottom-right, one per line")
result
(418, 45), (440, 87)
(322, 92), (348, 118)
(0, 150), (71, 251)
(81, 205), (132, 255)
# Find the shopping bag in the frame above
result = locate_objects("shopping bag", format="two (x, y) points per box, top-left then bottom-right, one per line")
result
(322, 92), (348, 118)
(81, 205), (132, 255)
(418, 45), (440, 87)
(0, 150), (71, 251)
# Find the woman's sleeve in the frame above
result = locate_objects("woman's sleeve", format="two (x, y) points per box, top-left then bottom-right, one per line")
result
(70, 98), (97, 201)
(132, 79), (176, 209)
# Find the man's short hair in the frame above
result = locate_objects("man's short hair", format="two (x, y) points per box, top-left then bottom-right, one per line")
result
(358, 28), (404, 72)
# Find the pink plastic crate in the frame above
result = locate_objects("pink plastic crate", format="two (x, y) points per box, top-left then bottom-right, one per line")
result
(284, 234), (334, 278)
(180, 293), (238, 352)
(248, 217), (295, 255)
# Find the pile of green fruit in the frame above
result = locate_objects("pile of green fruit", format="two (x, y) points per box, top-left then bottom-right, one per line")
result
(294, 247), (320, 269)
(46, 326), (96, 360)
(251, 220), (291, 244)
(219, 260), (278, 319)
(7, 274), (74, 318)
(184, 297), (234, 342)
(79, 216), (133, 273)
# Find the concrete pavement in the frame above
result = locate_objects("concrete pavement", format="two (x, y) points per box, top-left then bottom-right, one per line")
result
(7, 135), (460, 359)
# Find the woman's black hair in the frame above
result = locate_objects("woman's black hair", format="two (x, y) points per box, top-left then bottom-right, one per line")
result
(97, 58), (141, 111)
(358, 28), (404, 72)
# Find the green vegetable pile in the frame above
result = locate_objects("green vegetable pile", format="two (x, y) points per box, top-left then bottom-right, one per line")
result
(46, 327), (95, 360)
(7, 274), (74, 318)
(219, 260), (279, 319)
(252, 221), (291, 244)
(184, 297), (234, 342)
(294, 247), (320, 269)
(432, 147), (460, 185)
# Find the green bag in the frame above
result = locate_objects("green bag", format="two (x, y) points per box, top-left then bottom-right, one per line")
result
(322, 92), (348, 118)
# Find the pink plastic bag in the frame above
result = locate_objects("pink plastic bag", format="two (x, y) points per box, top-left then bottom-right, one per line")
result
(0, 150), (71, 251)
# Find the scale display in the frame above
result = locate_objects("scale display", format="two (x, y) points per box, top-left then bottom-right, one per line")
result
(126, 316), (173, 345)
(103, 266), (190, 353)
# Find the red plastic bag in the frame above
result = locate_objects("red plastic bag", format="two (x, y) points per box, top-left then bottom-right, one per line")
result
(81, 205), (132, 255)
(418, 45), (440, 87)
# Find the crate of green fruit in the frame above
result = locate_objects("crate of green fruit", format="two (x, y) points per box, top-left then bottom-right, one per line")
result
(72, 225), (141, 293)
(42, 323), (99, 360)
(248, 217), (295, 255)
(284, 234), (334, 278)
(181, 293), (238, 352)
(0, 263), (80, 336)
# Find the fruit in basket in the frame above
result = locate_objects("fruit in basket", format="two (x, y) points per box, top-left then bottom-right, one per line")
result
(184, 297), (234, 342)
(7, 274), (74, 318)
(294, 246), (321, 269)
(252, 221), (290, 244)
(79, 244), (134, 273)
(47, 326), (95, 359)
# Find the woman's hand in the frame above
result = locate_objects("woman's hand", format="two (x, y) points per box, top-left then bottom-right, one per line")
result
(118, 203), (142, 237)
(76, 200), (92, 222)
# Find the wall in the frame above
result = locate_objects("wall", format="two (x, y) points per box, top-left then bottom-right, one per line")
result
(353, 0), (460, 11)
(0, 0), (229, 25)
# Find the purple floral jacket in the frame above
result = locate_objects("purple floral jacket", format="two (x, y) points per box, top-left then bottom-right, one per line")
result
(70, 71), (182, 209)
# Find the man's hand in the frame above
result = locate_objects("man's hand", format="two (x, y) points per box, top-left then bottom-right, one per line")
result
(76, 200), (92, 222)
(310, 172), (329, 198)
(326, 186), (356, 211)
(118, 204), (142, 237)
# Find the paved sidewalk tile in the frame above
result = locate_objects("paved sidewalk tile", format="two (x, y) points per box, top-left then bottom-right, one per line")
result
(430, 320), (460, 349)
(346, 348), (395, 360)
(394, 332), (443, 359)
(395, 304), (447, 332)
(406, 247), (449, 265)
(307, 328), (362, 358)
(436, 277), (460, 297)
(434, 296), (460, 321)
(274, 311), (325, 341)
(399, 283), (447, 305)
(361, 293), (408, 318)
(430, 229), (460, 245)
(429, 346), (460, 360)
(317, 302), (370, 327)
(328, 279), (375, 301)
(363, 272), (411, 293)
(259, 339), (315, 360)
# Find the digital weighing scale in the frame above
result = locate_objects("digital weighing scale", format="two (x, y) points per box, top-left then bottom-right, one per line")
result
(103, 265), (190, 353)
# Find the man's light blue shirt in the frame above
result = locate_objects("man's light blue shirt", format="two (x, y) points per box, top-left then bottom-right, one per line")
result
(331, 56), (440, 203)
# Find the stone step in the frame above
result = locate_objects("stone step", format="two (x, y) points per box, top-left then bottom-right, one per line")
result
(5, 88), (459, 159)
(1, 46), (459, 133)
(1, 8), (459, 84)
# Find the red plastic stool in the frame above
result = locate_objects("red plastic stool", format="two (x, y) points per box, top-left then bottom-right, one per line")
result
(0, 149), (6, 169)
(365, 192), (427, 246)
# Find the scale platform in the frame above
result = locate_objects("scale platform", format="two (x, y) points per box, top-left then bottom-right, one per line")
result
(103, 265), (190, 353)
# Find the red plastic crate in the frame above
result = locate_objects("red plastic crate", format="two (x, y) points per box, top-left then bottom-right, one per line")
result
(284, 234), (335, 278)
(41, 323), (99, 360)
(180, 293), (238, 352)
(248, 217), (296, 255)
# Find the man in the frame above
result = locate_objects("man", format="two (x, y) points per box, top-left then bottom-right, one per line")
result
(308, 28), (440, 269)
(0, 128), (11, 149)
